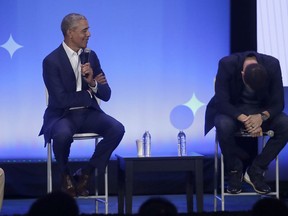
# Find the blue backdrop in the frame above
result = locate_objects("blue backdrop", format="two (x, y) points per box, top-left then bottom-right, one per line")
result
(1, 0), (229, 159)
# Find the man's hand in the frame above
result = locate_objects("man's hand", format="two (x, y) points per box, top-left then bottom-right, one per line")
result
(243, 114), (263, 137)
(94, 73), (107, 85)
(81, 63), (95, 86)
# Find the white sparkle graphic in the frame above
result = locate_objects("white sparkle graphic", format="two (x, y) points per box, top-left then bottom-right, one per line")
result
(0, 34), (23, 58)
(184, 93), (205, 115)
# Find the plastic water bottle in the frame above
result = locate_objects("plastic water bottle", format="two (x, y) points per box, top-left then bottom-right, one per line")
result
(143, 131), (151, 157)
(177, 131), (186, 156)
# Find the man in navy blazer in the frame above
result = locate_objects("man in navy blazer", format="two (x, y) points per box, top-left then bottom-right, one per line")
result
(39, 13), (125, 197)
(205, 51), (288, 194)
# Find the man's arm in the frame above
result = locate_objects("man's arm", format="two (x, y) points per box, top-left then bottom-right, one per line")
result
(214, 57), (243, 119)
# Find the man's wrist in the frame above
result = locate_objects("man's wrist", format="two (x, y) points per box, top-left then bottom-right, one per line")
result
(89, 79), (96, 87)
(261, 112), (269, 121)
(89, 80), (98, 92)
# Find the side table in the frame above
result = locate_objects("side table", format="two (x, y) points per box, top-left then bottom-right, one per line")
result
(116, 153), (204, 214)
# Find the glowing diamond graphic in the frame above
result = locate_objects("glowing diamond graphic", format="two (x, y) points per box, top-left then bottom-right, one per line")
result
(0, 34), (23, 58)
(184, 93), (205, 115)
(170, 93), (205, 130)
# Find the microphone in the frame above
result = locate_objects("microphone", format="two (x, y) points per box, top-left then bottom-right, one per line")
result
(80, 48), (91, 78)
(80, 48), (91, 64)
(264, 130), (274, 137)
(238, 129), (274, 137)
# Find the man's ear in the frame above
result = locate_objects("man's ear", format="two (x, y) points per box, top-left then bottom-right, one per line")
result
(67, 29), (73, 39)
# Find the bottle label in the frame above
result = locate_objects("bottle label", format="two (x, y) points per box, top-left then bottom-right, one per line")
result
(143, 132), (151, 157)
(178, 131), (186, 156)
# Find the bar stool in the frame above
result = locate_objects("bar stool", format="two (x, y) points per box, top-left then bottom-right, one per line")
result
(47, 133), (109, 214)
(44, 89), (109, 213)
(214, 130), (279, 211)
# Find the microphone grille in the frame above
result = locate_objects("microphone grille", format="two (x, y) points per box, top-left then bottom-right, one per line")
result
(267, 130), (274, 137)
(84, 48), (91, 53)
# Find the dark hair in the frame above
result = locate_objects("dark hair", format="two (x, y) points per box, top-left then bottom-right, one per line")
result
(243, 63), (268, 91)
(26, 191), (79, 216)
(252, 198), (288, 216)
(61, 13), (87, 36)
(138, 197), (178, 216)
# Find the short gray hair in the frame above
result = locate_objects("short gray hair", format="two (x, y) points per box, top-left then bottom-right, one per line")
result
(61, 13), (87, 36)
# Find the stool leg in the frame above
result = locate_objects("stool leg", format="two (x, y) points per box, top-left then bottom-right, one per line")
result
(47, 142), (52, 193)
(261, 135), (279, 198)
(221, 153), (225, 211)
(95, 169), (99, 213)
(276, 155), (279, 198)
(94, 137), (109, 214)
(214, 137), (218, 211)
(104, 166), (109, 214)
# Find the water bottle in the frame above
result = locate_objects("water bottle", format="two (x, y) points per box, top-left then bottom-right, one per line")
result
(177, 130), (186, 156)
(143, 131), (151, 157)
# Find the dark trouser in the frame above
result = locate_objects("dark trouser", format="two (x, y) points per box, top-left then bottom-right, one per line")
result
(51, 108), (125, 176)
(215, 112), (288, 172)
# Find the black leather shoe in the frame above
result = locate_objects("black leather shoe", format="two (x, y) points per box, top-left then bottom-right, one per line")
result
(61, 174), (77, 197)
(73, 169), (90, 196)
(244, 166), (271, 194)
(227, 170), (242, 194)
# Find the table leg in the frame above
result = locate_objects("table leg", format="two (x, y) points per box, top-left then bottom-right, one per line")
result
(117, 164), (124, 213)
(186, 171), (194, 213)
(125, 162), (134, 214)
(195, 159), (203, 212)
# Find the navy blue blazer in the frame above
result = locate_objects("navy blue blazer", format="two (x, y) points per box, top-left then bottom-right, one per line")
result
(204, 51), (284, 135)
(39, 44), (111, 143)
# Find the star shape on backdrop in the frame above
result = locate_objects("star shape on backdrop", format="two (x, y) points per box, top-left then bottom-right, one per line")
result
(0, 34), (23, 58)
(183, 93), (205, 115)
(170, 92), (206, 130)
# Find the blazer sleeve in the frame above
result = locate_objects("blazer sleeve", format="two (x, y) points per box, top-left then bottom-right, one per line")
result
(261, 57), (285, 118)
(88, 51), (111, 102)
(213, 57), (243, 119)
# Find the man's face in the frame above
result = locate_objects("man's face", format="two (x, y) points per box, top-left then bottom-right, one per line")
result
(68, 19), (90, 51)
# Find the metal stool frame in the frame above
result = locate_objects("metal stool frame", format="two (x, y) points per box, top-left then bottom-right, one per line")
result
(47, 133), (109, 214)
(214, 131), (279, 211)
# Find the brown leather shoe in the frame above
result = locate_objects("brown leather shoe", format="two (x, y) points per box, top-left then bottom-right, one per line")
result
(73, 169), (90, 196)
(61, 174), (77, 197)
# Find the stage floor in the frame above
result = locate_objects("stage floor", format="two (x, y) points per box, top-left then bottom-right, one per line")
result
(2, 194), (287, 215)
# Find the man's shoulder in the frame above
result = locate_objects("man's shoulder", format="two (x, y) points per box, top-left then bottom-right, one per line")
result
(218, 53), (242, 69)
(219, 51), (247, 63)
(44, 44), (63, 61)
(258, 52), (279, 64)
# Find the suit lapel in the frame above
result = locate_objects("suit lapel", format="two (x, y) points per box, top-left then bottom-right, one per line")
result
(57, 45), (77, 91)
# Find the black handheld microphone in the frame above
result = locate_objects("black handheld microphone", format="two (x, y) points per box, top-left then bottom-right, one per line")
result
(239, 130), (274, 137)
(80, 48), (91, 78)
(80, 48), (91, 64)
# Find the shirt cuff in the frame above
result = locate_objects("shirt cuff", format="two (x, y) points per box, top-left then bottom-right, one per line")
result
(89, 80), (98, 93)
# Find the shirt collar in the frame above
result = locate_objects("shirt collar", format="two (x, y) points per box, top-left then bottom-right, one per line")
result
(62, 41), (83, 58)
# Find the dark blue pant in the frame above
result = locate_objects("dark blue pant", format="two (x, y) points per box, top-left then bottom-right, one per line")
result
(215, 112), (288, 172)
(51, 108), (125, 176)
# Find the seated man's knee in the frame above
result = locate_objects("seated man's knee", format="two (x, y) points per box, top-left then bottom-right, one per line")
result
(215, 114), (238, 134)
(53, 133), (73, 144)
(117, 122), (125, 136)
(111, 121), (125, 137)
